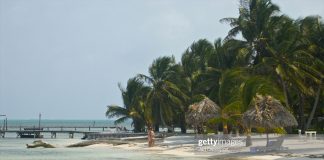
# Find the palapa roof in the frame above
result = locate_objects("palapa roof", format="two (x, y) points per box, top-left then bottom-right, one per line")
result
(186, 97), (220, 126)
(242, 95), (298, 129)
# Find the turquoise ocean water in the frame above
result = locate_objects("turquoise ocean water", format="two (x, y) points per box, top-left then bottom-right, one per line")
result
(0, 119), (205, 160)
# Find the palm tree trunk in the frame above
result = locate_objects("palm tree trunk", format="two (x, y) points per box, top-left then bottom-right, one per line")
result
(298, 93), (306, 133)
(279, 76), (290, 108)
(133, 119), (140, 133)
(133, 119), (144, 133)
(266, 129), (269, 147)
(306, 79), (322, 130)
(154, 124), (159, 132)
(246, 128), (252, 147)
(235, 127), (240, 137)
(180, 113), (187, 133)
(223, 123), (228, 134)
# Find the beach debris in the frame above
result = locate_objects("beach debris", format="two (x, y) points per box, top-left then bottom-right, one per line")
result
(66, 140), (128, 147)
(26, 140), (55, 148)
(308, 154), (324, 158)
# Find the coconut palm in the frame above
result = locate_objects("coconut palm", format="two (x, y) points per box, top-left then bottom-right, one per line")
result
(262, 16), (323, 131)
(105, 0), (324, 136)
(298, 16), (324, 130)
(221, 0), (280, 65)
(179, 39), (215, 133)
(138, 56), (188, 132)
(197, 39), (249, 134)
(106, 77), (150, 132)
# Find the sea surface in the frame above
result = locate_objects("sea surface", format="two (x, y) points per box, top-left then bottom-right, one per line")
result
(0, 119), (205, 160)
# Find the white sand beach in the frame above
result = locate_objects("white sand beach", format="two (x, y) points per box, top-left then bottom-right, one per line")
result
(82, 134), (324, 160)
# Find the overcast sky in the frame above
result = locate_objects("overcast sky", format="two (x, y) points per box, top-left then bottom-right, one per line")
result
(1, 0), (323, 119)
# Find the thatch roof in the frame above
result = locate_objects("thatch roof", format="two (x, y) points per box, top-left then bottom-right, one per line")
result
(242, 95), (298, 129)
(186, 97), (220, 126)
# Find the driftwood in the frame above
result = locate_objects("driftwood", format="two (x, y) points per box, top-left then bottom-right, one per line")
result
(66, 140), (128, 147)
(26, 140), (55, 148)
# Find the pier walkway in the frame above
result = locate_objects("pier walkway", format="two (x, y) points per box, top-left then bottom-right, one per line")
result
(0, 126), (118, 138)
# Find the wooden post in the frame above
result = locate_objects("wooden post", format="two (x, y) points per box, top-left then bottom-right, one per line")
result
(38, 113), (41, 130)
(51, 132), (56, 139)
(5, 118), (7, 131)
(89, 126), (90, 131)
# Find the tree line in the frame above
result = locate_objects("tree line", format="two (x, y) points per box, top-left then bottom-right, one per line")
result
(106, 0), (324, 134)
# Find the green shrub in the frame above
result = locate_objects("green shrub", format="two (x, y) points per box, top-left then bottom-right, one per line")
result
(273, 127), (287, 134)
(256, 127), (266, 133)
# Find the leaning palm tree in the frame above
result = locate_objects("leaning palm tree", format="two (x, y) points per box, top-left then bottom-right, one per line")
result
(197, 39), (249, 134)
(242, 95), (298, 146)
(138, 56), (188, 131)
(263, 15), (323, 131)
(298, 16), (324, 130)
(179, 39), (215, 133)
(106, 77), (150, 132)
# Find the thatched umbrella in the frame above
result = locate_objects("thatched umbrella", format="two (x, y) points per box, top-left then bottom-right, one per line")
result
(242, 95), (298, 146)
(186, 97), (220, 134)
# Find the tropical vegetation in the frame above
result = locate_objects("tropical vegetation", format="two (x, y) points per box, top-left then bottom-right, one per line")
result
(106, 0), (324, 135)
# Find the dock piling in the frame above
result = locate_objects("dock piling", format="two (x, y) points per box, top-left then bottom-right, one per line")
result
(51, 132), (56, 139)
(69, 132), (74, 138)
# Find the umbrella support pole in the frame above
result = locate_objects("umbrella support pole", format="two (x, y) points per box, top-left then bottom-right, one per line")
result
(266, 130), (269, 147)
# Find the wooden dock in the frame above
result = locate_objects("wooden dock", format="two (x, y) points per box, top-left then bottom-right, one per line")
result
(0, 126), (118, 139)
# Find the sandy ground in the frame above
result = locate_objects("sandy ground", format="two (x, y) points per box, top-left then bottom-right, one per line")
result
(80, 134), (324, 160)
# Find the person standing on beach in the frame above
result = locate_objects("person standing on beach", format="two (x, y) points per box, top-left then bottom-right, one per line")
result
(148, 126), (155, 147)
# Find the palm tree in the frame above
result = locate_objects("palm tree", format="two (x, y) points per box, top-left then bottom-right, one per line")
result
(105, 0), (324, 136)
(221, 0), (281, 65)
(298, 16), (324, 130)
(197, 39), (248, 134)
(222, 0), (321, 132)
(179, 39), (215, 133)
(138, 56), (188, 132)
(199, 38), (285, 138)
(262, 16), (323, 132)
(106, 77), (150, 132)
